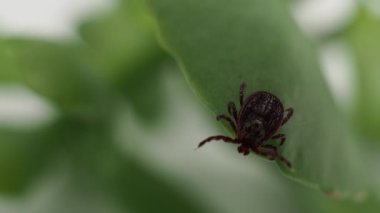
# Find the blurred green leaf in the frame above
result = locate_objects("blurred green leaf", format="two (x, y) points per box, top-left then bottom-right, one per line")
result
(62, 124), (209, 213)
(79, 0), (165, 86)
(0, 39), (111, 118)
(147, 0), (366, 195)
(0, 126), (59, 194)
(344, 9), (380, 141)
(122, 64), (166, 124)
(79, 0), (168, 124)
(99, 153), (208, 213)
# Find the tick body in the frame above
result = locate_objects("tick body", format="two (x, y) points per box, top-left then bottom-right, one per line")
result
(198, 83), (293, 168)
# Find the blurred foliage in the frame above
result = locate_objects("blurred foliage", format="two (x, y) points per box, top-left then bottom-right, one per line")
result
(0, 127), (57, 194)
(56, 118), (208, 213)
(0, 0), (196, 211)
(0, 39), (111, 119)
(0, 0), (379, 213)
(79, 0), (162, 84)
(79, 0), (168, 123)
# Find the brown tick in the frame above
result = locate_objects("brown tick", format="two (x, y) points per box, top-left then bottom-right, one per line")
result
(198, 83), (293, 168)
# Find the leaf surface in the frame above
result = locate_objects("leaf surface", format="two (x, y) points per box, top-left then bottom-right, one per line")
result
(147, 0), (365, 195)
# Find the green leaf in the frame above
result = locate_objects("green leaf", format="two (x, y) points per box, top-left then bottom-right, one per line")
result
(146, 0), (365, 195)
(63, 125), (209, 213)
(345, 9), (380, 141)
(79, 0), (169, 123)
(0, 39), (111, 117)
(98, 153), (209, 213)
(302, 188), (380, 213)
(0, 126), (59, 194)
(79, 0), (165, 86)
(122, 63), (167, 124)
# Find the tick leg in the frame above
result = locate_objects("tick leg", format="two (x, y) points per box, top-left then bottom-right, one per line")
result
(240, 82), (246, 107)
(281, 108), (294, 126)
(276, 153), (292, 168)
(237, 145), (250, 155)
(261, 145), (277, 160)
(252, 148), (274, 160)
(217, 114), (237, 133)
(228, 102), (238, 121)
(198, 135), (237, 148)
(271, 134), (286, 146)
(253, 146), (292, 168)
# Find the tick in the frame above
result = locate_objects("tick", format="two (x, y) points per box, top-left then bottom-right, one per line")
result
(197, 83), (294, 168)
